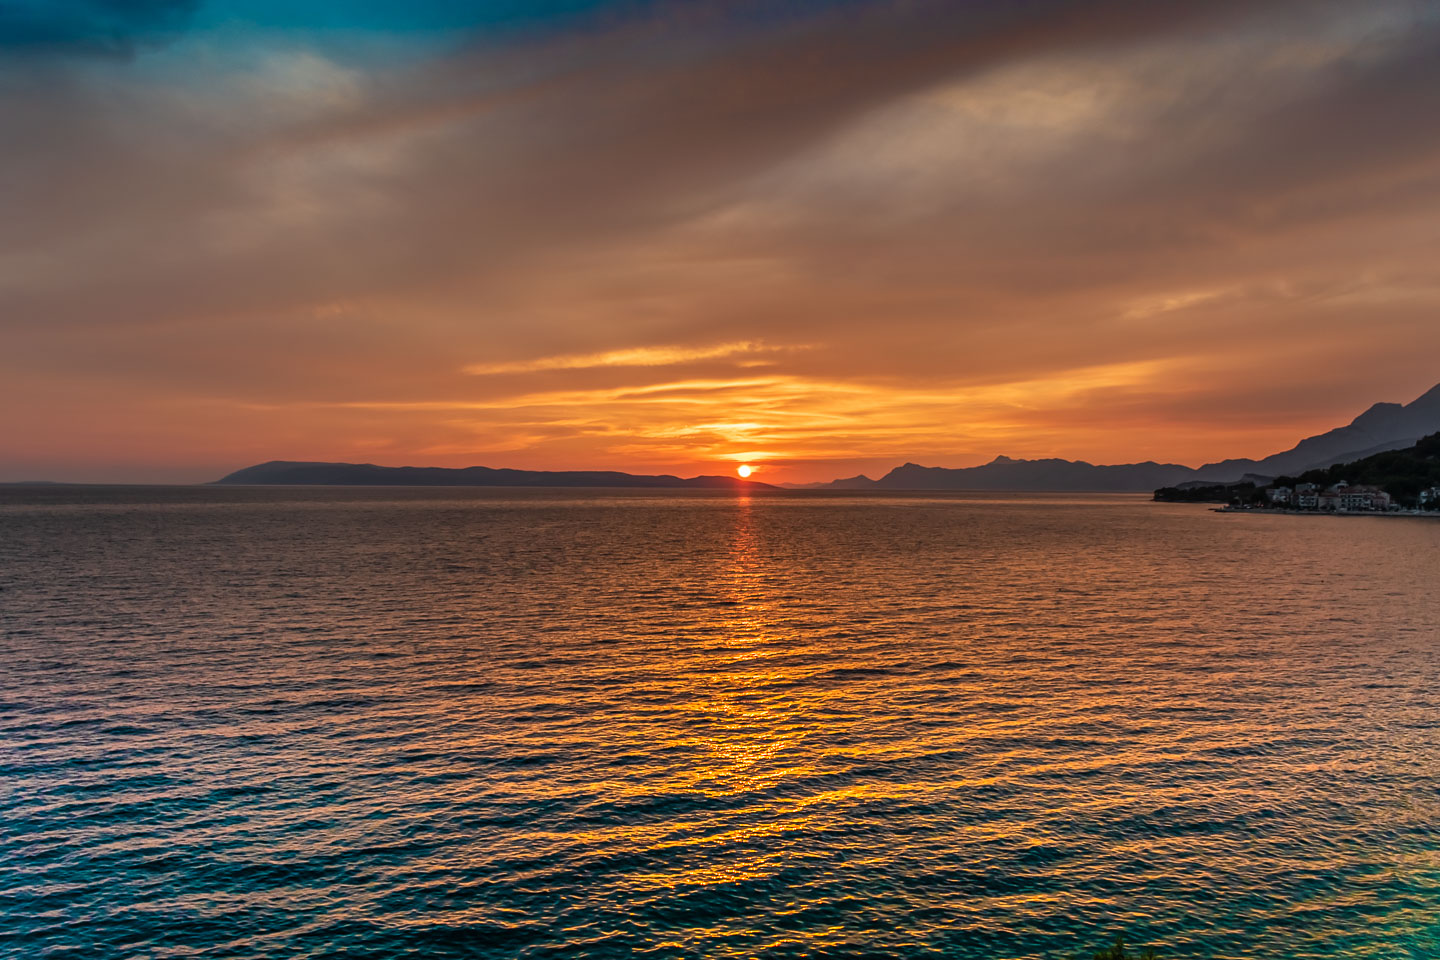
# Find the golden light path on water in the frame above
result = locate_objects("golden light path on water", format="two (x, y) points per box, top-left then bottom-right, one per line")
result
(1, 486), (1438, 958)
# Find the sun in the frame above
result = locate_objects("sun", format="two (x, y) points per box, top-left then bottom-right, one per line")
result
(736, 464), (753, 478)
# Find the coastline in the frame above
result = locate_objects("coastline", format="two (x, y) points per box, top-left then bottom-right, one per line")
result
(1212, 505), (1440, 518)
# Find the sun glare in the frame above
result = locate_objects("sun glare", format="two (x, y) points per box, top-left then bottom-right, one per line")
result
(737, 464), (753, 478)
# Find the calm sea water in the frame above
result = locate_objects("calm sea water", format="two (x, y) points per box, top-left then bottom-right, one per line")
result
(2, 487), (1438, 959)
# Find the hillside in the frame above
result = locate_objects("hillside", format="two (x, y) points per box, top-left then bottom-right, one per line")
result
(1277, 432), (1440, 503)
(1197, 383), (1440, 480)
(1156, 432), (1440, 506)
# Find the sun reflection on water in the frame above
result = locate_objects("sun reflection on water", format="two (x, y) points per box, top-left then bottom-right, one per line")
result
(5, 489), (1440, 958)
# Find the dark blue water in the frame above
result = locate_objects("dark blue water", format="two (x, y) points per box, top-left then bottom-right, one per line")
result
(2, 487), (1438, 958)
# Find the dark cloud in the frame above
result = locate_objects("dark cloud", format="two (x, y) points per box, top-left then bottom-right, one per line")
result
(0, 0), (200, 57)
(0, 0), (1329, 323)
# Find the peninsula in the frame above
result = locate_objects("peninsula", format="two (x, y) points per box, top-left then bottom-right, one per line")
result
(214, 460), (777, 490)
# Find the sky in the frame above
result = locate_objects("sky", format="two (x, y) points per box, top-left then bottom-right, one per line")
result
(3, 0), (1440, 484)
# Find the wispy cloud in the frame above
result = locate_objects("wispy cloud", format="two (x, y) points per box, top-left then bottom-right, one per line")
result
(462, 341), (797, 375)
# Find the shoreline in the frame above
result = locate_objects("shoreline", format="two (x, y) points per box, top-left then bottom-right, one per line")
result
(1212, 505), (1440, 518)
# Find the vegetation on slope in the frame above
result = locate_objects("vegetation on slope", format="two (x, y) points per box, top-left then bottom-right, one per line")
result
(1152, 481), (1256, 504)
(1272, 431), (1440, 504)
(1155, 431), (1440, 506)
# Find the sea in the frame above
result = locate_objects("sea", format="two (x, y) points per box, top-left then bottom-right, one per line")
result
(2, 486), (1438, 959)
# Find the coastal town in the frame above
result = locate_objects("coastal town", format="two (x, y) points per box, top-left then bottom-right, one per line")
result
(1155, 431), (1440, 513)
(1221, 480), (1440, 513)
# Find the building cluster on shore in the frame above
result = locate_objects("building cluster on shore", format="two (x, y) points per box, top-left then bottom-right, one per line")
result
(1162, 431), (1440, 510)
(1256, 480), (1440, 512)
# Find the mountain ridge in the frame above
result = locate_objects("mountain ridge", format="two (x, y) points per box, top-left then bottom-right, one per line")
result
(1194, 382), (1440, 479)
(801, 381), (1440, 493)
(214, 460), (778, 490)
(214, 383), (1440, 494)
(866, 456), (1197, 493)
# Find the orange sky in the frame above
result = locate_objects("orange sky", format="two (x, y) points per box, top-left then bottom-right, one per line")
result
(3, 1), (1440, 483)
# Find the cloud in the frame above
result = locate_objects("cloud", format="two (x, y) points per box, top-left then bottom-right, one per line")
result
(0, 0), (200, 57)
(462, 340), (798, 375)
(3, 0), (1440, 481)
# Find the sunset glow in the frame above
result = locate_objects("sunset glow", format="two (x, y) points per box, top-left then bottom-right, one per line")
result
(6, 5), (1440, 959)
(2, 2), (1438, 484)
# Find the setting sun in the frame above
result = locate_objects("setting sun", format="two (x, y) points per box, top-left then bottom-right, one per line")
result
(737, 464), (753, 478)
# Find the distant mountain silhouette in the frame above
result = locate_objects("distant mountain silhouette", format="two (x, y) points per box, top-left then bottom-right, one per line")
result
(215, 461), (777, 490)
(1196, 382), (1440, 480)
(868, 457), (1196, 492)
(219, 384), (1440, 494)
(781, 474), (876, 490)
(806, 381), (1440, 492)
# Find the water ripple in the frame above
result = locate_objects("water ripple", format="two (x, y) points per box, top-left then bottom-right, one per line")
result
(2, 488), (1439, 958)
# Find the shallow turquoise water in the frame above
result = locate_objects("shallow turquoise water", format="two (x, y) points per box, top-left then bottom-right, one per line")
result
(1, 487), (1438, 958)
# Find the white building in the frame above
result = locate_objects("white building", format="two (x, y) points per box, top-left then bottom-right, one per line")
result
(1334, 484), (1391, 511)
